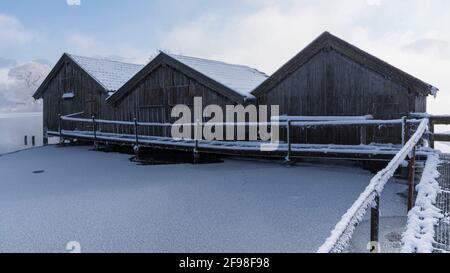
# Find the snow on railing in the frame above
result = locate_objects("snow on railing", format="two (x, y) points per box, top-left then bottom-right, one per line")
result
(61, 114), (420, 128)
(402, 153), (443, 253)
(273, 115), (374, 122)
(410, 112), (450, 119)
(317, 118), (429, 253)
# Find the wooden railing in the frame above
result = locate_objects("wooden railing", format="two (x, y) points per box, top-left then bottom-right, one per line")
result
(317, 119), (429, 253)
(58, 114), (423, 161)
(411, 113), (450, 149)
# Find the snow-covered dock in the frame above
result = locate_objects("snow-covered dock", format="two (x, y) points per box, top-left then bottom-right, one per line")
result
(0, 145), (407, 253)
(49, 128), (431, 160)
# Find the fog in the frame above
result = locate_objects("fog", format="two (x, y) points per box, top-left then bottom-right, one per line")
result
(0, 113), (43, 154)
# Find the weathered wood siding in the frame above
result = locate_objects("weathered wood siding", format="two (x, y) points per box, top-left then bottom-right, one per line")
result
(106, 64), (237, 137)
(257, 48), (427, 145)
(42, 58), (104, 132)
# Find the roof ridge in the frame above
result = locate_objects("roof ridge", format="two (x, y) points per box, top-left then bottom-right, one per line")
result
(167, 53), (268, 77)
(66, 53), (145, 67)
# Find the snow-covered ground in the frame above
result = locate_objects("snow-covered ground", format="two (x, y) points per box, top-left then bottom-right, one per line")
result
(0, 145), (408, 253)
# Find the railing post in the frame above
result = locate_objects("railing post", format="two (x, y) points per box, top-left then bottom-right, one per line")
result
(43, 127), (49, 146)
(92, 116), (98, 149)
(194, 119), (200, 163)
(370, 194), (380, 253)
(24, 135), (28, 146)
(429, 119), (435, 149)
(360, 125), (367, 145)
(401, 116), (407, 146)
(286, 119), (292, 163)
(407, 145), (416, 212)
(32, 136), (36, 147)
(58, 114), (64, 145)
(134, 118), (140, 157)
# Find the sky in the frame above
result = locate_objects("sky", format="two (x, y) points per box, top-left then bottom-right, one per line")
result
(0, 0), (449, 115)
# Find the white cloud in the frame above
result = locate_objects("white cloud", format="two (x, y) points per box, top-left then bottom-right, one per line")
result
(0, 14), (33, 44)
(66, 33), (96, 50)
(66, 0), (81, 6)
(0, 61), (50, 112)
(161, 0), (450, 115)
(366, 0), (382, 6)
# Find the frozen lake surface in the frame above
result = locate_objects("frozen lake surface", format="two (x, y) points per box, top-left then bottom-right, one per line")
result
(0, 112), (43, 154)
(0, 145), (408, 253)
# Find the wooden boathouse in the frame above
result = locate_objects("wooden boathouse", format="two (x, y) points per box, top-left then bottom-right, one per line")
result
(252, 32), (438, 145)
(33, 52), (268, 137)
(33, 32), (440, 159)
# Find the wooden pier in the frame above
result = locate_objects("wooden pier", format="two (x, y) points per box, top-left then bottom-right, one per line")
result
(49, 115), (432, 162)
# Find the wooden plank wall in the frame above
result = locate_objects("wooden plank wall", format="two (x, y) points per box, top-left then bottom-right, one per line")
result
(41, 51), (427, 146)
(42, 59), (102, 132)
(256, 48), (427, 145)
(103, 64), (237, 137)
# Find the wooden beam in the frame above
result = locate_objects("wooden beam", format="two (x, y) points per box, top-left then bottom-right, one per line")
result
(429, 121), (435, 149)
(434, 133), (450, 143)
(370, 194), (380, 253)
(407, 147), (416, 212)
(430, 116), (450, 125)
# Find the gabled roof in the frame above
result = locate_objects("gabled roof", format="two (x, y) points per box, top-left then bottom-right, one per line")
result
(33, 53), (145, 99)
(168, 54), (268, 98)
(68, 54), (145, 92)
(107, 52), (268, 104)
(252, 31), (438, 97)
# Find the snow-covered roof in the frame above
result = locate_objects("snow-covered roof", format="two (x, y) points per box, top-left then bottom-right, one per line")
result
(68, 54), (145, 92)
(168, 54), (268, 98)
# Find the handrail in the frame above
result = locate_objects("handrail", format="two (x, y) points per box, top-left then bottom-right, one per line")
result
(317, 118), (429, 253)
(273, 115), (374, 122)
(402, 153), (442, 253)
(60, 115), (421, 128)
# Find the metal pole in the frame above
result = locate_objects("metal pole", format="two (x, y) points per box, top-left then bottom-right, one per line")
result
(58, 114), (63, 144)
(134, 118), (140, 158)
(92, 116), (97, 139)
(429, 120), (435, 149)
(24, 135), (28, 146)
(286, 119), (292, 162)
(43, 127), (48, 146)
(32, 136), (35, 147)
(134, 118), (139, 147)
(194, 119), (200, 163)
(92, 116), (98, 149)
(360, 126), (367, 145)
(407, 146), (416, 212)
(370, 194), (380, 253)
(401, 116), (407, 146)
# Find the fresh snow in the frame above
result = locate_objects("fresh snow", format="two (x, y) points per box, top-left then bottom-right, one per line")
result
(0, 145), (408, 253)
(273, 115), (374, 122)
(169, 54), (268, 98)
(66, 53), (268, 98)
(402, 153), (443, 253)
(67, 54), (145, 92)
